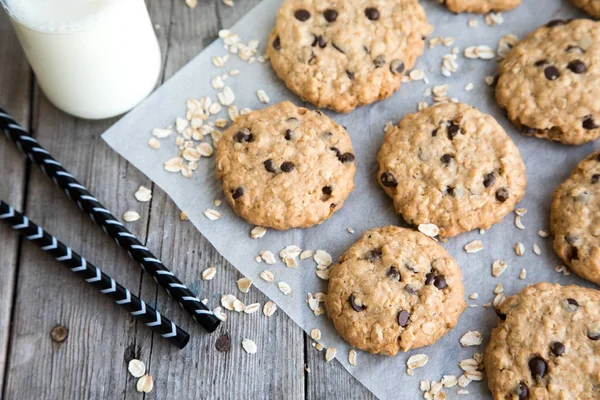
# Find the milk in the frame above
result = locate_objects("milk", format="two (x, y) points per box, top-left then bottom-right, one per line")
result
(3, 0), (161, 119)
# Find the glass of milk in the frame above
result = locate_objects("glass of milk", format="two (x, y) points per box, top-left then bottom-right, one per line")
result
(1, 0), (162, 119)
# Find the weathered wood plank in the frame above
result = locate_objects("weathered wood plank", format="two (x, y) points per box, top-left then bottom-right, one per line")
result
(0, 10), (31, 398)
(132, 1), (304, 399)
(2, 2), (171, 399)
(305, 334), (376, 400)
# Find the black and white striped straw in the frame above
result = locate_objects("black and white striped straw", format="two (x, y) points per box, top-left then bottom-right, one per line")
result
(0, 107), (220, 333)
(0, 200), (190, 349)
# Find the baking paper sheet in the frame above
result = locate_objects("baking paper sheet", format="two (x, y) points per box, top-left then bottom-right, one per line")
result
(102, 1), (598, 398)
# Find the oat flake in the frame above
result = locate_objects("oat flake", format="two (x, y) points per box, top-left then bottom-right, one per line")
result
(244, 303), (260, 314)
(460, 331), (483, 347)
(310, 328), (321, 341)
(136, 374), (153, 393)
(278, 281), (293, 296)
(204, 209), (221, 221)
(241, 338), (257, 354)
(123, 211), (141, 222)
(260, 270), (274, 282)
(263, 301), (277, 317)
(407, 354), (429, 370)
(237, 277), (253, 293)
(128, 359), (146, 378)
(325, 347), (336, 362)
(348, 349), (357, 366)
(418, 223), (440, 237)
(492, 260), (507, 277)
(250, 226), (267, 239)
(313, 250), (332, 268)
(464, 240), (484, 253)
(202, 266), (217, 280)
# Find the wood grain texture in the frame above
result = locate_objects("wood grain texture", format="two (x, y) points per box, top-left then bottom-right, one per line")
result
(2, 1), (166, 398)
(133, 1), (303, 399)
(0, 9), (31, 398)
(0, 0), (372, 399)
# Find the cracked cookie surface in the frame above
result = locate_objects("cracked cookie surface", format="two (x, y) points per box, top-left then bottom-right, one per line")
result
(266, 0), (432, 113)
(571, 0), (600, 18)
(496, 19), (600, 145)
(484, 283), (600, 400)
(442, 0), (521, 14)
(325, 226), (466, 355)
(376, 102), (526, 238)
(551, 151), (600, 285)
(215, 101), (356, 230)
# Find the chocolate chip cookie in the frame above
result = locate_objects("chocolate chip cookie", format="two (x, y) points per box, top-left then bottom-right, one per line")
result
(496, 19), (600, 145)
(551, 151), (600, 286)
(571, 0), (600, 18)
(266, 0), (432, 113)
(325, 226), (466, 355)
(442, 0), (521, 14)
(376, 102), (527, 238)
(484, 282), (600, 399)
(215, 101), (356, 230)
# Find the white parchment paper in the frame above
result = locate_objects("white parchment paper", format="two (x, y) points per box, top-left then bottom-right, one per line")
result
(103, 1), (599, 398)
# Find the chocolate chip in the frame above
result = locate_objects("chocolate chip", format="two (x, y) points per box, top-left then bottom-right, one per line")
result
(544, 66), (560, 80)
(397, 310), (410, 327)
(592, 174), (600, 184)
(390, 60), (405, 74)
(583, 116), (598, 130)
(566, 298), (579, 310)
(324, 8), (338, 22)
(568, 60), (586, 74)
(294, 9), (311, 21)
(496, 187), (509, 202)
(432, 128), (439, 137)
(373, 55), (386, 68)
(425, 272), (435, 285)
(588, 330), (600, 340)
(285, 129), (293, 140)
(387, 267), (401, 281)
(517, 382), (529, 399)
(273, 36), (281, 51)
(534, 59), (548, 67)
(433, 275), (447, 290)
(365, 248), (382, 262)
(316, 35), (327, 48)
(447, 186), (455, 196)
(332, 43), (345, 54)
(322, 186), (332, 195)
(365, 7), (379, 20)
(521, 125), (538, 135)
(551, 342), (565, 357)
(235, 130), (254, 143)
(232, 187), (244, 199)
(280, 161), (295, 172)
(380, 172), (398, 188)
(339, 153), (355, 163)
(441, 154), (454, 166)
(330, 147), (341, 157)
(349, 294), (366, 312)
(215, 334), (231, 352)
(567, 246), (579, 261)
(547, 19), (566, 27)
(447, 122), (460, 139)
(346, 70), (354, 80)
(264, 159), (276, 173)
(529, 356), (547, 379)
(483, 172), (496, 188)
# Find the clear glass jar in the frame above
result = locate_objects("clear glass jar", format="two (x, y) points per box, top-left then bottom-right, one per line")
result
(1, 0), (162, 119)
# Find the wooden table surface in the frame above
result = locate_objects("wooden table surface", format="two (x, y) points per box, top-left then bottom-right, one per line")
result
(0, 1), (375, 399)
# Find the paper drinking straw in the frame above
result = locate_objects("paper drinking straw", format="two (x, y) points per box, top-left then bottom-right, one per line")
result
(0, 200), (190, 349)
(0, 107), (220, 333)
